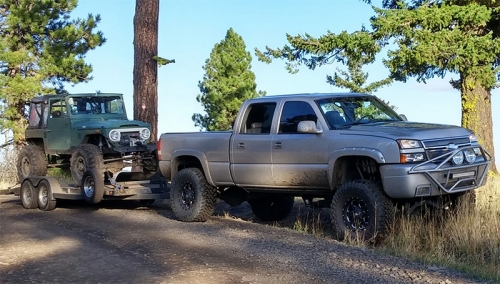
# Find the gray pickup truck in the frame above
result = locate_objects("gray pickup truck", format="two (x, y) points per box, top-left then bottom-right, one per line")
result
(158, 93), (491, 241)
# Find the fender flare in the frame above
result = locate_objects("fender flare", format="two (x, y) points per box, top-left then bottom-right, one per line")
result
(327, 147), (386, 186)
(171, 149), (215, 186)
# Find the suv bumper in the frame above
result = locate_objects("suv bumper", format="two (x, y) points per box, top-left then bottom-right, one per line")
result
(380, 146), (491, 199)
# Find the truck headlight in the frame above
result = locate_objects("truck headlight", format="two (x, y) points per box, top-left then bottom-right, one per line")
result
(109, 130), (120, 142)
(397, 139), (422, 149)
(140, 128), (151, 140)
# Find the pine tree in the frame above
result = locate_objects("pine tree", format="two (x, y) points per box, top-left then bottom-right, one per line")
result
(0, 0), (105, 145)
(193, 28), (265, 131)
(133, 0), (159, 142)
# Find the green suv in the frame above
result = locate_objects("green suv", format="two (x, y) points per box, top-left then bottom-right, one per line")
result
(17, 93), (157, 185)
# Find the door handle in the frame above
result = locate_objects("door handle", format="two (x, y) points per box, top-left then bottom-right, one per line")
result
(273, 142), (283, 149)
(236, 143), (245, 149)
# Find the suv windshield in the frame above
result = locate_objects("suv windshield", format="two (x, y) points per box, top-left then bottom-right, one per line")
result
(68, 96), (125, 115)
(316, 96), (401, 129)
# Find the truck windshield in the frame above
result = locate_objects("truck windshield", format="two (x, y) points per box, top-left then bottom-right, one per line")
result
(316, 96), (401, 129)
(68, 96), (125, 115)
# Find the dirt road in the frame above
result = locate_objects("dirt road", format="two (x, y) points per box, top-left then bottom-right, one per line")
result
(0, 194), (490, 284)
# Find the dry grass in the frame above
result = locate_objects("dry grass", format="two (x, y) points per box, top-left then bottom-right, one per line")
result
(381, 177), (500, 282)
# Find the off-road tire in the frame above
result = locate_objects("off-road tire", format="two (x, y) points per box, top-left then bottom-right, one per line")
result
(249, 196), (295, 222)
(70, 144), (104, 186)
(37, 180), (57, 211)
(331, 180), (393, 242)
(170, 168), (217, 222)
(17, 145), (47, 182)
(81, 169), (105, 204)
(20, 180), (39, 209)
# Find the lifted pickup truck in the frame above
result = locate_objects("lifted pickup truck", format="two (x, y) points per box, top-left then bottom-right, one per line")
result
(158, 93), (491, 241)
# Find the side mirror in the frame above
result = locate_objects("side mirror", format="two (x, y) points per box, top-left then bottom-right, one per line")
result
(297, 121), (323, 134)
(399, 114), (408, 121)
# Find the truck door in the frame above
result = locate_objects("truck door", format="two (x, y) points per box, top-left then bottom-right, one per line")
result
(46, 98), (71, 152)
(230, 102), (276, 187)
(271, 101), (329, 188)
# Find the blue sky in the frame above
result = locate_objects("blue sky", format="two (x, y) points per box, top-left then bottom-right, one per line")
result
(66, 0), (499, 167)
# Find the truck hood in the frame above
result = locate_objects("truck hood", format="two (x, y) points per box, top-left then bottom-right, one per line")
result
(341, 121), (471, 140)
(72, 119), (150, 130)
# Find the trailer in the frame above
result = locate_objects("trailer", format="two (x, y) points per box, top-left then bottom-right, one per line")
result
(18, 169), (169, 211)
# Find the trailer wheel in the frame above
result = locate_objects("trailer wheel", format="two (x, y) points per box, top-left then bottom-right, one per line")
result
(17, 145), (47, 181)
(331, 180), (393, 242)
(170, 168), (217, 222)
(70, 144), (104, 186)
(249, 196), (295, 222)
(81, 169), (105, 204)
(37, 180), (57, 211)
(20, 180), (39, 209)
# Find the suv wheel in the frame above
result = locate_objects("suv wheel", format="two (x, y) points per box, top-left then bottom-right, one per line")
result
(70, 144), (104, 186)
(331, 180), (393, 242)
(17, 145), (47, 181)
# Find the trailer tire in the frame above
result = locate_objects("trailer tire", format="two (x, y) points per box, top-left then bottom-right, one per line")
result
(170, 168), (217, 222)
(20, 180), (39, 209)
(81, 169), (105, 204)
(37, 180), (56, 211)
(331, 180), (393, 242)
(17, 145), (47, 182)
(71, 144), (104, 186)
(249, 196), (295, 222)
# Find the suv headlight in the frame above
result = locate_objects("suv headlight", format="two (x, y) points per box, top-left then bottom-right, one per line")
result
(109, 130), (120, 142)
(140, 128), (151, 140)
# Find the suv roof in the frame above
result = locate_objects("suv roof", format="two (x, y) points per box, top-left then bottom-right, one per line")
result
(30, 93), (123, 103)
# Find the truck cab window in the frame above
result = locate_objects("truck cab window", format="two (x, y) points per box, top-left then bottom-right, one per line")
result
(241, 102), (276, 134)
(279, 101), (317, 134)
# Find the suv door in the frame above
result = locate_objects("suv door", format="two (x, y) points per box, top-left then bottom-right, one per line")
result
(230, 102), (276, 187)
(46, 98), (71, 152)
(272, 101), (329, 188)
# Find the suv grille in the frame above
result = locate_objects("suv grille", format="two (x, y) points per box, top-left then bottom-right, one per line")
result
(120, 131), (141, 146)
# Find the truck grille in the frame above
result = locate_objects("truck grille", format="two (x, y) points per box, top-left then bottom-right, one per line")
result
(421, 137), (470, 149)
(422, 137), (471, 163)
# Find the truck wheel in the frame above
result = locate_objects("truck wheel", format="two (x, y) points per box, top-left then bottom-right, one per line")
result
(81, 169), (105, 204)
(70, 144), (104, 186)
(249, 196), (295, 222)
(20, 180), (39, 209)
(17, 145), (47, 181)
(170, 168), (217, 222)
(37, 180), (57, 211)
(331, 180), (393, 242)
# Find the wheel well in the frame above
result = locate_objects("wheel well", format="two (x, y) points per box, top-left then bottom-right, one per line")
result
(26, 138), (44, 148)
(331, 156), (381, 190)
(172, 155), (203, 177)
(81, 134), (106, 146)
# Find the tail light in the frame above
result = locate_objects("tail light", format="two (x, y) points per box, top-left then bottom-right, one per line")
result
(157, 138), (162, 161)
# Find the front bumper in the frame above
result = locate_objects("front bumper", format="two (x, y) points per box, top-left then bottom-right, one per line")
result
(380, 146), (491, 199)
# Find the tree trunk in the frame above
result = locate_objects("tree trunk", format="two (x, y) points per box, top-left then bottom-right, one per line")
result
(133, 0), (159, 143)
(460, 76), (497, 174)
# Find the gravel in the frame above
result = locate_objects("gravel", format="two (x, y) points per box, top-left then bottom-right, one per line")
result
(0, 194), (492, 284)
